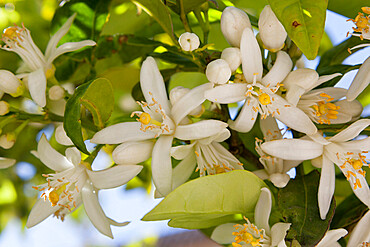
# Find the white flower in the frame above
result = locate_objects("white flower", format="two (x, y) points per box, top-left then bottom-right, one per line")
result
(91, 57), (227, 196)
(211, 188), (291, 247)
(26, 135), (142, 238)
(0, 70), (23, 96)
(205, 41), (316, 135)
(261, 119), (370, 220)
(347, 209), (370, 247)
(0, 101), (10, 115)
(178, 32), (200, 51)
(55, 124), (73, 146)
(316, 229), (347, 247)
(258, 5), (287, 52)
(206, 59), (231, 84)
(253, 116), (301, 188)
(1, 13), (96, 107)
(221, 6), (252, 47)
(221, 47), (241, 72)
(283, 69), (363, 124)
(49, 85), (65, 101)
(170, 127), (243, 190)
(347, 56), (370, 101)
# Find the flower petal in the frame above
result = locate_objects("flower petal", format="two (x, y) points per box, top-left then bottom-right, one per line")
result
(204, 83), (247, 104)
(316, 229), (348, 247)
(90, 122), (156, 144)
(171, 83), (212, 124)
(172, 153), (196, 190)
(335, 99), (363, 121)
(37, 134), (73, 171)
(261, 51), (292, 87)
(228, 99), (258, 133)
(87, 164), (143, 189)
(175, 120), (228, 140)
(283, 68), (318, 91)
(338, 137), (370, 151)
(28, 68), (46, 107)
(240, 28), (263, 83)
(112, 141), (154, 165)
(270, 222), (291, 246)
(151, 135), (173, 196)
(253, 169), (269, 180)
(318, 154), (335, 220)
(47, 40), (96, 65)
(26, 198), (59, 228)
(270, 173), (290, 188)
(347, 210), (370, 247)
(347, 56), (370, 101)
(82, 183), (113, 238)
(329, 119), (370, 143)
(261, 139), (323, 160)
(211, 223), (236, 244)
(306, 73), (342, 91)
(0, 158), (16, 169)
(260, 116), (282, 141)
(65, 147), (81, 166)
(171, 143), (195, 160)
(255, 187), (271, 235)
(140, 57), (170, 114)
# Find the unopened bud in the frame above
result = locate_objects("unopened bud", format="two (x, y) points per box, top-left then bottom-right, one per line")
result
(258, 5), (287, 52)
(55, 125), (73, 146)
(0, 70), (23, 96)
(221, 47), (241, 72)
(206, 59), (231, 84)
(113, 141), (153, 165)
(170, 86), (203, 116)
(0, 101), (10, 115)
(49, 85), (65, 101)
(0, 133), (16, 149)
(179, 32), (200, 51)
(221, 6), (252, 47)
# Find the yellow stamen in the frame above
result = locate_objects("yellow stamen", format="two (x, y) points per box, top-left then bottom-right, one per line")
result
(258, 93), (271, 105)
(139, 112), (151, 125)
(351, 159), (363, 170)
(3, 27), (19, 39)
(48, 190), (59, 206)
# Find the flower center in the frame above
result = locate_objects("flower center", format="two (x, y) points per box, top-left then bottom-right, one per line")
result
(3, 27), (19, 40)
(232, 217), (264, 247)
(258, 93), (271, 105)
(347, 10), (370, 39)
(338, 151), (368, 190)
(311, 93), (340, 124)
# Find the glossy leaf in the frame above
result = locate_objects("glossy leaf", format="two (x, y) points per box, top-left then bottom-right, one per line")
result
(328, 0), (366, 18)
(142, 170), (266, 229)
(169, 72), (208, 91)
(165, 0), (213, 14)
(268, 0), (328, 60)
(278, 171), (336, 246)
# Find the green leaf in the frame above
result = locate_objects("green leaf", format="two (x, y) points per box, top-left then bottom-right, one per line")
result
(130, 0), (176, 42)
(327, 0), (365, 18)
(80, 78), (114, 129)
(169, 72), (208, 91)
(165, 0), (210, 14)
(267, 0), (328, 60)
(142, 170), (266, 229)
(51, 0), (111, 42)
(278, 171), (335, 246)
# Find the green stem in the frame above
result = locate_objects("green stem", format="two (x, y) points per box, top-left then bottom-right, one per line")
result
(178, 0), (191, 32)
(193, 8), (209, 44)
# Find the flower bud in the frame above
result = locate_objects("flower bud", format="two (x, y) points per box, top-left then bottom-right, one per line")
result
(0, 101), (10, 116)
(258, 5), (287, 52)
(170, 86), (203, 116)
(55, 125), (73, 146)
(0, 70), (23, 96)
(0, 133), (16, 149)
(49, 85), (65, 101)
(178, 32), (200, 51)
(221, 47), (241, 72)
(206, 59), (231, 84)
(112, 141), (154, 165)
(221, 6), (252, 47)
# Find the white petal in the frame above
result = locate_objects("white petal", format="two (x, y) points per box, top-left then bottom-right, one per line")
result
(255, 187), (271, 235)
(211, 223), (236, 244)
(175, 120), (228, 140)
(260, 116), (282, 141)
(318, 155), (335, 220)
(285, 85), (306, 106)
(172, 153), (196, 190)
(37, 134), (73, 171)
(347, 56), (370, 101)
(171, 143), (195, 160)
(28, 68), (46, 107)
(55, 125), (73, 146)
(283, 68), (318, 91)
(151, 136), (173, 196)
(87, 165), (143, 189)
(309, 132), (331, 145)
(65, 147), (81, 166)
(311, 156), (322, 168)
(171, 83), (212, 124)
(82, 183), (113, 238)
(240, 28), (263, 83)
(261, 139), (323, 160)
(47, 40), (96, 65)
(0, 158), (16, 169)
(338, 137), (370, 151)
(178, 32), (200, 51)
(335, 99), (363, 121)
(140, 57), (170, 114)
(308, 87), (347, 101)
(112, 141), (154, 165)
(270, 222), (291, 246)
(253, 169), (269, 180)
(0, 70), (21, 94)
(347, 210), (370, 247)
(90, 122), (156, 144)
(221, 6), (252, 47)
(270, 173), (290, 188)
(204, 83), (247, 104)
(316, 229), (348, 247)
(307, 73), (342, 91)
(45, 13), (76, 59)
(262, 51), (292, 87)
(26, 198), (58, 228)
(329, 119), (370, 143)
(221, 47), (241, 72)
(228, 100), (258, 133)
